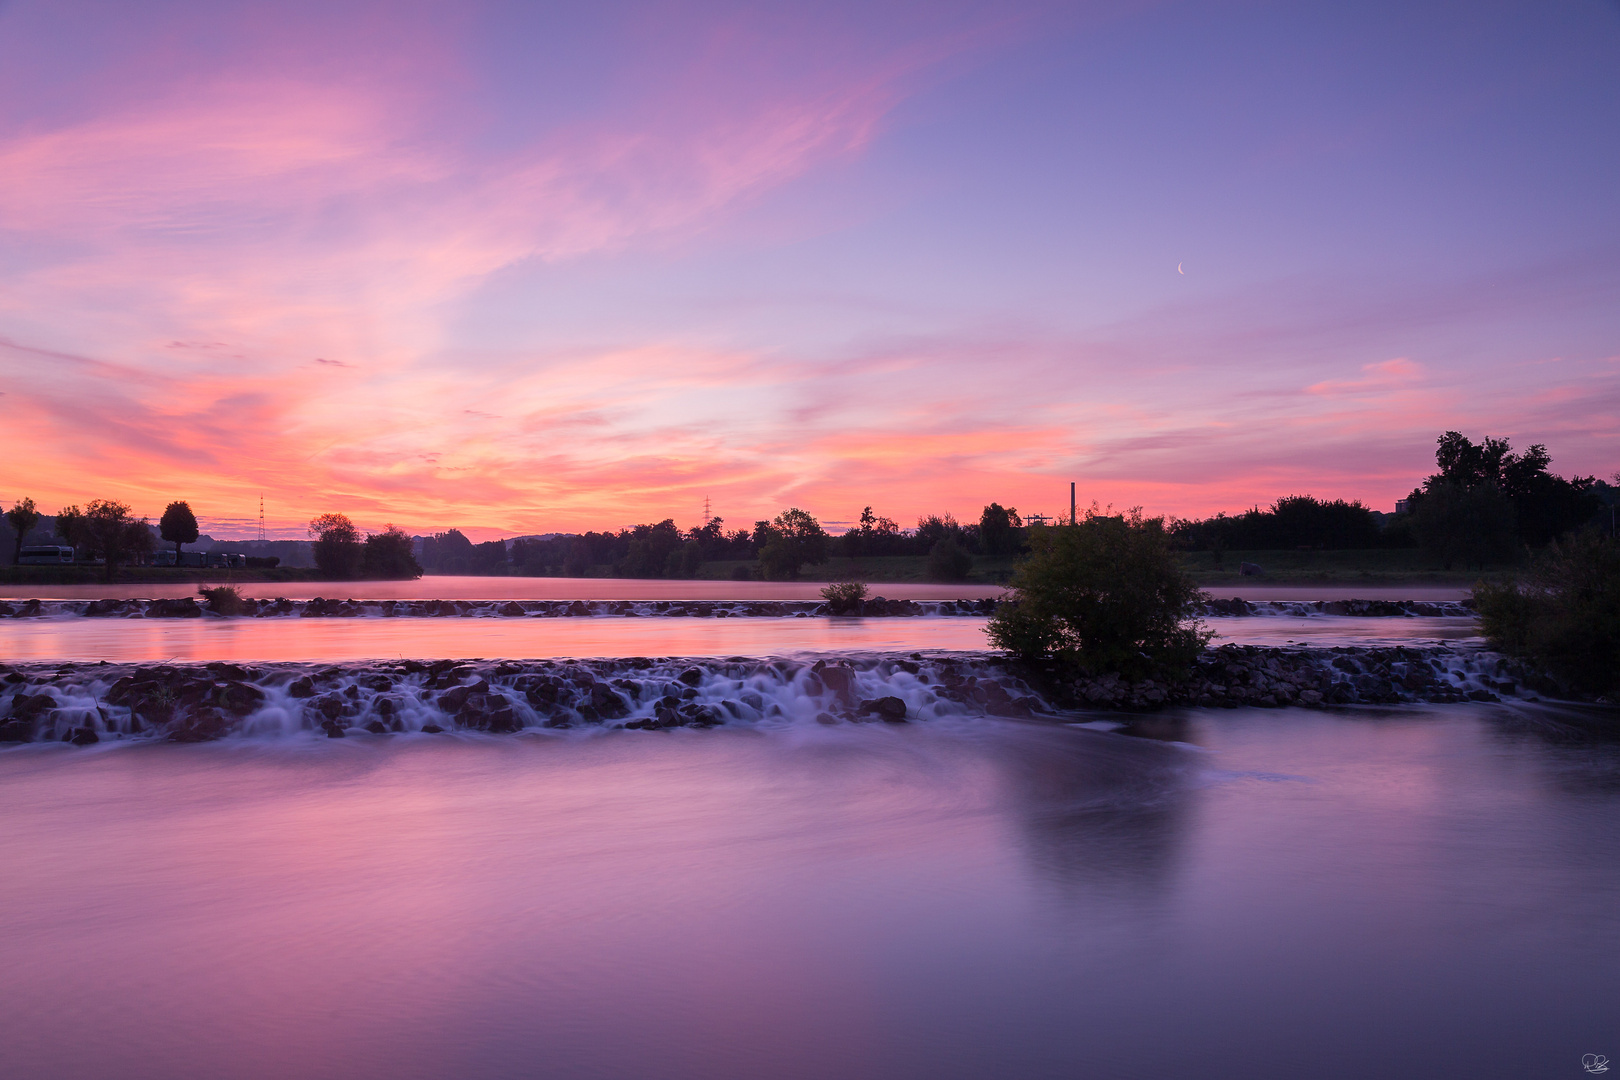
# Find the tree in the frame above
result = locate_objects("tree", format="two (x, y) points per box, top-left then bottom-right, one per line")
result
(80, 499), (154, 582)
(987, 509), (1210, 680)
(1411, 431), (1599, 548)
(1410, 481), (1517, 569)
(924, 537), (973, 581)
(915, 513), (964, 551)
(619, 519), (684, 578)
(4, 498), (40, 564)
(159, 500), (199, 562)
(979, 503), (1023, 559)
(839, 506), (904, 558)
(54, 505), (83, 556)
(309, 513), (364, 578)
(1474, 529), (1620, 696)
(757, 508), (829, 580)
(362, 525), (423, 579)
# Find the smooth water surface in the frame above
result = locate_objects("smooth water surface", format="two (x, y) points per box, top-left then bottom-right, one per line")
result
(0, 576), (1469, 603)
(0, 614), (1481, 662)
(0, 577), (1008, 602)
(1, 706), (1614, 1079)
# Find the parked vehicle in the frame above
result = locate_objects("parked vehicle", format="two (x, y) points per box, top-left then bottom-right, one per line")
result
(18, 545), (75, 565)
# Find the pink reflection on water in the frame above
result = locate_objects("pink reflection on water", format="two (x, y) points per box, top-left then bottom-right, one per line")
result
(0, 576), (1471, 603)
(0, 576), (1011, 602)
(0, 613), (1480, 663)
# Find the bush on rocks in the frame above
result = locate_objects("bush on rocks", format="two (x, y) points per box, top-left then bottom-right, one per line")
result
(1474, 529), (1620, 697)
(988, 509), (1210, 681)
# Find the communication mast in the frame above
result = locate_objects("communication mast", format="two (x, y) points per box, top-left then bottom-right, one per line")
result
(258, 494), (265, 543)
(703, 495), (711, 523)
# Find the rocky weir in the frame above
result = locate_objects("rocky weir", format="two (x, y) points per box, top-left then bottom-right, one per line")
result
(0, 644), (1533, 746)
(0, 596), (1473, 620)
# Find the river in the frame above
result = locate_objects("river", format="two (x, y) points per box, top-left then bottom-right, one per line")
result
(0, 590), (1613, 1080)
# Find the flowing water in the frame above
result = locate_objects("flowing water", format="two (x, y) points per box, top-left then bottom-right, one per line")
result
(1, 588), (1613, 1080)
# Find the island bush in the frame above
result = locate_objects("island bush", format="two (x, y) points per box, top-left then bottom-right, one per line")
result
(1473, 529), (1620, 697)
(820, 580), (867, 614)
(198, 585), (248, 615)
(988, 509), (1210, 680)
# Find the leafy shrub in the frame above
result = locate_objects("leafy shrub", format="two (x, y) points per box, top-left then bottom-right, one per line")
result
(1474, 529), (1620, 696)
(924, 538), (973, 582)
(821, 580), (868, 614)
(987, 510), (1210, 680)
(198, 585), (247, 615)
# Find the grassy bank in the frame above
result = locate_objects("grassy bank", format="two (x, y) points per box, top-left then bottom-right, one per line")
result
(0, 566), (327, 586)
(695, 550), (1506, 587)
(692, 555), (1021, 585)
(1179, 548), (1514, 586)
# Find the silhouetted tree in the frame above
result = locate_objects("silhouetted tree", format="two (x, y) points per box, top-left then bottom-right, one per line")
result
(839, 506), (905, 557)
(362, 524), (423, 579)
(619, 519), (684, 578)
(4, 497), (40, 564)
(54, 505), (83, 558)
(915, 513), (965, 551)
(309, 513), (364, 578)
(758, 508), (829, 580)
(1169, 496), (1385, 551)
(159, 500), (199, 562)
(925, 537), (973, 581)
(988, 509), (1210, 680)
(1409, 431), (1599, 547)
(1411, 481), (1517, 569)
(979, 503), (1023, 559)
(80, 499), (154, 582)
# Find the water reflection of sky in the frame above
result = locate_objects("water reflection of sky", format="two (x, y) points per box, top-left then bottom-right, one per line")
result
(0, 614), (1482, 663)
(0, 711), (1613, 1079)
(0, 577), (1470, 603)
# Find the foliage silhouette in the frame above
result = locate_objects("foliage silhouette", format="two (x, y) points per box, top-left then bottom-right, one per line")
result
(160, 500), (199, 562)
(988, 509), (1210, 680)
(1474, 529), (1620, 696)
(4, 498), (40, 564)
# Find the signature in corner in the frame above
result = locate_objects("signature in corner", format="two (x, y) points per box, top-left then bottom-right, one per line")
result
(1584, 1054), (1610, 1074)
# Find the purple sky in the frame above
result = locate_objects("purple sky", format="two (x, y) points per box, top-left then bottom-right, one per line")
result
(1, 0), (1616, 537)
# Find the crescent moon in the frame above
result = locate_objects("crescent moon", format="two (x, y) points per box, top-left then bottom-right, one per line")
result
(1177, 262), (1184, 275)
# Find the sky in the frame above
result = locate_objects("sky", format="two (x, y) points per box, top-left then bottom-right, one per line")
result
(1, 0), (1617, 540)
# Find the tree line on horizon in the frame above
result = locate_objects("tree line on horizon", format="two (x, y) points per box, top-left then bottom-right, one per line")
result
(416, 503), (1026, 582)
(6, 431), (1614, 581)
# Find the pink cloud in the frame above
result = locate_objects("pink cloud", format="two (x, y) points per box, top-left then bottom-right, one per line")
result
(1305, 357), (1424, 396)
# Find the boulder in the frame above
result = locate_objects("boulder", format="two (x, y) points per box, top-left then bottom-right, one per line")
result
(859, 696), (908, 722)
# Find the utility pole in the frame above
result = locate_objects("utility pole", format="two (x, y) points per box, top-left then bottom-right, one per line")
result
(1070, 482), (1076, 526)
